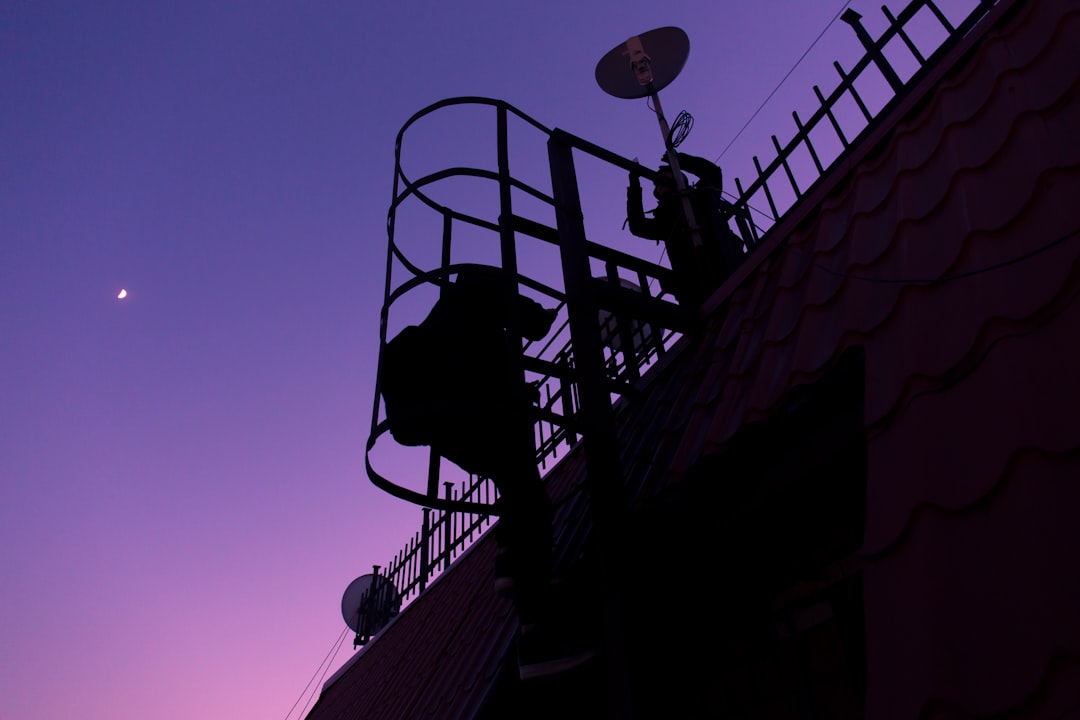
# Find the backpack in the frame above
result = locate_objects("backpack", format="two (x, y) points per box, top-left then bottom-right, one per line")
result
(380, 324), (441, 447)
(379, 276), (555, 476)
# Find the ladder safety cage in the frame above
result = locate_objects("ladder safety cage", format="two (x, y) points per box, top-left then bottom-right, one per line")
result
(364, 0), (1008, 609)
(366, 98), (699, 515)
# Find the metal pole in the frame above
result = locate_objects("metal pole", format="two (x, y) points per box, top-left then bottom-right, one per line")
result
(840, 9), (904, 92)
(648, 85), (703, 249)
(420, 508), (431, 593)
(549, 131), (633, 719)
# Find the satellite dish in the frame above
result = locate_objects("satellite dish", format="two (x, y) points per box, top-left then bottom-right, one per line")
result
(595, 26), (701, 247)
(341, 572), (401, 645)
(595, 26), (690, 99)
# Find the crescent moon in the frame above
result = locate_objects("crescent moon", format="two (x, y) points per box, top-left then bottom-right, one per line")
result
(117, 289), (128, 299)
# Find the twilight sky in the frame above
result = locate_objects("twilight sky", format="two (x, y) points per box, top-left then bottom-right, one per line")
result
(1, 1), (971, 718)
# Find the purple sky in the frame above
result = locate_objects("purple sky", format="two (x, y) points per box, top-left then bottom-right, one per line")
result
(1, 1), (970, 717)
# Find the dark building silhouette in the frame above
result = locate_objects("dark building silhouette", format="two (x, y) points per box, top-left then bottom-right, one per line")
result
(307, 0), (1080, 717)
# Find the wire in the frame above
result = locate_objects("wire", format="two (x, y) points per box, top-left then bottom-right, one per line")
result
(716, 0), (855, 163)
(724, 187), (1078, 286)
(284, 627), (351, 720)
(637, 211), (1078, 300)
(299, 629), (350, 719)
(778, 224), (1080, 286)
(645, 96), (693, 149)
(723, 191), (777, 224)
(668, 110), (694, 148)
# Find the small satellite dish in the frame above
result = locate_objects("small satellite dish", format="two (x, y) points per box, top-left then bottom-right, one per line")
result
(341, 572), (402, 645)
(595, 26), (701, 247)
(595, 27), (690, 99)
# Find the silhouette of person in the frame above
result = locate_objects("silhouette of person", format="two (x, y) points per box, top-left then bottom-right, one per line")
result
(381, 268), (594, 678)
(626, 151), (741, 306)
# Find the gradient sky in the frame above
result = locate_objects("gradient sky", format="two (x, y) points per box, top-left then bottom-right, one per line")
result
(1, 1), (972, 718)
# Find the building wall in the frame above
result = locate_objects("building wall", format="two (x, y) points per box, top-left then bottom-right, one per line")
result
(673, 0), (1080, 715)
(304, 2), (1080, 716)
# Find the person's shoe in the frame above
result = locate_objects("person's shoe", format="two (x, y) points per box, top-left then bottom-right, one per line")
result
(516, 620), (598, 681)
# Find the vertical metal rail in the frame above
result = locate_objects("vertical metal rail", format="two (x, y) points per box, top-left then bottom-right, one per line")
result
(419, 509), (431, 594)
(364, 0), (1009, 673)
(442, 483), (454, 572)
(731, 0), (1001, 240)
(548, 129), (633, 719)
(841, 9), (905, 92)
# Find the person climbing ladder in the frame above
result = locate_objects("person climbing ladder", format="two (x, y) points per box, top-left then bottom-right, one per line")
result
(380, 266), (597, 680)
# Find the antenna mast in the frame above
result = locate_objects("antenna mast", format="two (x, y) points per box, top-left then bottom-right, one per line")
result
(595, 27), (702, 248)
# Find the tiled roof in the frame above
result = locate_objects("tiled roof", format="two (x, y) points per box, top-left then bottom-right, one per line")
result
(663, 0), (1080, 714)
(304, 451), (593, 720)
(304, 529), (517, 720)
(307, 0), (1080, 716)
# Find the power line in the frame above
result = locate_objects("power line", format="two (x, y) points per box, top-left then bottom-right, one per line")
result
(284, 627), (351, 720)
(779, 224), (1080, 286)
(716, 0), (855, 163)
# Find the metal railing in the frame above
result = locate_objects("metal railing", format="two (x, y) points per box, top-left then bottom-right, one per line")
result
(731, 0), (999, 237)
(364, 0), (1003, 617)
(365, 97), (694, 515)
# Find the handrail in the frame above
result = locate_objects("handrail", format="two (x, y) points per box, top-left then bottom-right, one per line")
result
(366, 0), (1005, 613)
(370, 95), (691, 515)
